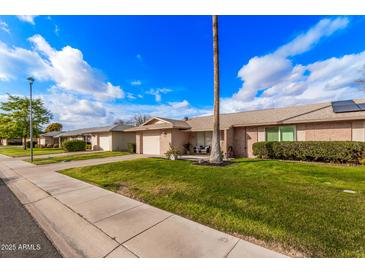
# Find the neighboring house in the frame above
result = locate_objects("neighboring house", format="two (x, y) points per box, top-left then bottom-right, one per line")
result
(39, 131), (61, 146)
(84, 125), (135, 151)
(53, 125), (134, 151)
(126, 99), (365, 158)
(0, 137), (23, 146)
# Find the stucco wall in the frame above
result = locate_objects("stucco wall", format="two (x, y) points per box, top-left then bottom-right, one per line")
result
(160, 129), (172, 155)
(97, 132), (112, 151)
(171, 129), (189, 153)
(136, 132), (142, 154)
(112, 132), (135, 151)
(91, 134), (99, 150)
(40, 136), (55, 146)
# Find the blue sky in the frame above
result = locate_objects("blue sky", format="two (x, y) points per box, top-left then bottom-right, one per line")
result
(1, 15), (365, 129)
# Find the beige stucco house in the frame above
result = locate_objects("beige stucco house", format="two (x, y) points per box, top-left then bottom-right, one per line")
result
(39, 131), (61, 147)
(126, 99), (365, 158)
(54, 125), (135, 151)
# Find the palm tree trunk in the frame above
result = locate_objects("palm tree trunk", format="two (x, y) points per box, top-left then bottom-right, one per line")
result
(209, 15), (223, 164)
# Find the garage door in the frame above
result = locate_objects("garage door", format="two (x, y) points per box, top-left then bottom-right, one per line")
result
(143, 132), (160, 155)
(99, 135), (111, 151)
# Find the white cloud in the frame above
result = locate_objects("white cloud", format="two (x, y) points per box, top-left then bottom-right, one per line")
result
(234, 17), (349, 102)
(168, 99), (189, 109)
(223, 17), (356, 112)
(222, 51), (365, 113)
(26, 34), (125, 100)
(0, 41), (50, 81)
(0, 35), (124, 100)
(17, 15), (38, 25)
(146, 88), (172, 102)
(40, 92), (109, 129)
(0, 21), (10, 33)
(38, 91), (209, 130)
(130, 80), (142, 86)
(126, 92), (136, 100)
(275, 17), (349, 57)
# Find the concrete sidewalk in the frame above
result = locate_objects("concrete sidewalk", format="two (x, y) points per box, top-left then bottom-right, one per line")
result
(0, 155), (287, 258)
(8, 154), (150, 172)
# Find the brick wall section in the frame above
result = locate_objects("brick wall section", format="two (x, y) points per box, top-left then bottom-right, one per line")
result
(352, 121), (365, 141)
(304, 121), (352, 141)
(246, 127), (258, 158)
(233, 127), (246, 157)
(296, 124), (306, 141)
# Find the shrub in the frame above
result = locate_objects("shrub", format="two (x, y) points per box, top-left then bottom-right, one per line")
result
(62, 140), (86, 152)
(253, 141), (365, 164)
(26, 141), (37, 148)
(165, 143), (181, 160)
(53, 144), (59, 148)
(86, 144), (91, 150)
(127, 143), (136, 153)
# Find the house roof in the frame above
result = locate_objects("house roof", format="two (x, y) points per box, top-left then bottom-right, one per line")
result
(125, 98), (365, 132)
(125, 117), (190, 132)
(41, 131), (61, 137)
(55, 124), (132, 137)
(186, 98), (365, 130)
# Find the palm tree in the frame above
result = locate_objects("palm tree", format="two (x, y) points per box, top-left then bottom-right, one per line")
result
(209, 15), (223, 164)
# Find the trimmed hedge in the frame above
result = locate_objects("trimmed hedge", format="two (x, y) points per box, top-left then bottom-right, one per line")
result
(62, 140), (86, 152)
(127, 143), (136, 153)
(253, 141), (365, 164)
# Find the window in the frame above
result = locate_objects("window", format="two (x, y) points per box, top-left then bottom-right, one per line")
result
(266, 127), (279, 141)
(265, 126), (296, 141)
(280, 126), (296, 141)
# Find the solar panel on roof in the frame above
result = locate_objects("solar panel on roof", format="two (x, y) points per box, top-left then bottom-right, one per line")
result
(332, 100), (355, 106)
(358, 103), (365, 111)
(331, 100), (361, 113)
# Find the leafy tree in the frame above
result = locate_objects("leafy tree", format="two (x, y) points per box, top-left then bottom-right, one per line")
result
(0, 94), (53, 149)
(45, 122), (63, 132)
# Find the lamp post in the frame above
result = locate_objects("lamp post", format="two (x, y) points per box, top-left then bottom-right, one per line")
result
(27, 76), (34, 162)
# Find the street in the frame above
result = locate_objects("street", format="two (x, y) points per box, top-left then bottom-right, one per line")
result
(0, 178), (61, 258)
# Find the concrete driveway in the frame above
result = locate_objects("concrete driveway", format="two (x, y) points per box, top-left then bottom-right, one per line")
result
(0, 154), (287, 258)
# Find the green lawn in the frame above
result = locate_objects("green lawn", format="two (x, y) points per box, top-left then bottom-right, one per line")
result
(31, 151), (130, 165)
(60, 158), (365, 258)
(0, 146), (65, 157)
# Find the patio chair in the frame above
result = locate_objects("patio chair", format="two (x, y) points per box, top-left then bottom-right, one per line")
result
(193, 145), (202, 153)
(200, 145), (210, 154)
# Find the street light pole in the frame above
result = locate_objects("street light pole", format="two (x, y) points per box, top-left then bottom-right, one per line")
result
(27, 77), (34, 162)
